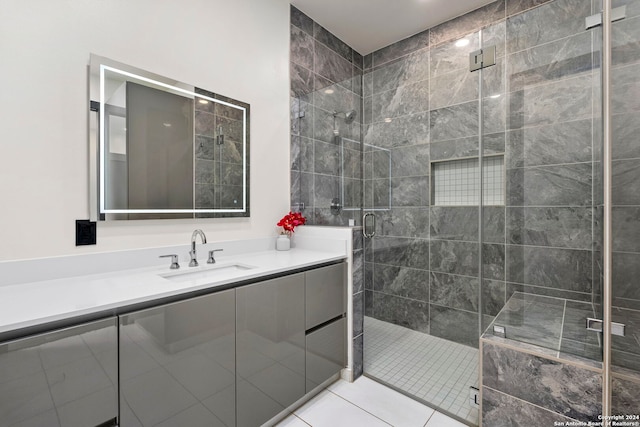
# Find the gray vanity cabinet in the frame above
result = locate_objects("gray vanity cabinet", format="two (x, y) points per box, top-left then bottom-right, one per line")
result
(236, 273), (306, 427)
(119, 289), (236, 427)
(305, 263), (347, 392)
(0, 317), (118, 427)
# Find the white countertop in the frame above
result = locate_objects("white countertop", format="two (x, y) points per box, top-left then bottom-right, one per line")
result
(0, 247), (346, 336)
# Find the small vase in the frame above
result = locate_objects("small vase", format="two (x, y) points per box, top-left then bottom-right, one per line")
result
(276, 234), (291, 251)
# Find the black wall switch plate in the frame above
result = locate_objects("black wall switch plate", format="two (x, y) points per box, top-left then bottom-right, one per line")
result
(76, 220), (97, 246)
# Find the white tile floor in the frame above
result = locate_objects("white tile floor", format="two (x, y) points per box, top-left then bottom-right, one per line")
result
(276, 376), (468, 427)
(364, 317), (479, 425)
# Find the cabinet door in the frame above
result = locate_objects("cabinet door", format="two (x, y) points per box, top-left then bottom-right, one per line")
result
(119, 289), (235, 427)
(306, 317), (345, 393)
(0, 317), (118, 427)
(236, 273), (305, 427)
(305, 263), (346, 329)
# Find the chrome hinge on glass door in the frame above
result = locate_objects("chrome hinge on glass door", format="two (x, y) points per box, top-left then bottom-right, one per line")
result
(469, 45), (496, 72)
(586, 318), (626, 336)
(363, 213), (376, 238)
(585, 6), (626, 30)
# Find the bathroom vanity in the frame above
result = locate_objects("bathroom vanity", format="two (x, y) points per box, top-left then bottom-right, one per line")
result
(0, 243), (347, 427)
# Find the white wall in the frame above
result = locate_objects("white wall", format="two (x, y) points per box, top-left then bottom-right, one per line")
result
(0, 0), (291, 260)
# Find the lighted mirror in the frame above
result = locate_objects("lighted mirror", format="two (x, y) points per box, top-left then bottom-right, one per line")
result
(89, 54), (250, 220)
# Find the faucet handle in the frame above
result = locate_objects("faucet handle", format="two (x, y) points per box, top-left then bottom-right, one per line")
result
(207, 249), (224, 264)
(159, 254), (180, 269)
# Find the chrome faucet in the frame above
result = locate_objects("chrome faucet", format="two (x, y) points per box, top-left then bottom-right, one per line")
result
(189, 229), (207, 267)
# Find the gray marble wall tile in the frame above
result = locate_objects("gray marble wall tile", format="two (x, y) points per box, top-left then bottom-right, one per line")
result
(430, 272), (479, 312)
(371, 81), (430, 122)
(613, 207), (640, 252)
(372, 293), (429, 333)
(612, 15), (640, 66)
(313, 174), (340, 209)
(363, 72), (373, 98)
(291, 6), (313, 35)
(483, 342), (602, 420)
(291, 25), (314, 69)
(430, 101), (479, 143)
(430, 240), (479, 276)
(483, 279), (506, 316)
(612, 65), (640, 114)
(430, 1), (505, 47)
(483, 21), (507, 59)
(482, 386), (574, 426)
(291, 98), (313, 137)
(506, 245), (593, 292)
(613, 159), (640, 205)
(391, 176), (430, 207)
(371, 51), (429, 95)
(430, 32), (480, 78)
(363, 112), (430, 148)
(507, 207), (593, 249)
(372, 236), (430, 269)
(353, 291), (364, 337)
(314, 22), (352, 63)
(559, 338), (602, 362)
(374, 265), (430, 301)
(353, 334), (363, 379)
(613, 112), (640, 160)
(507, 32), (593, 91)
(612, 349), (640, 372)
(353, 51), (364, 69)
(507, 163), (593, 206)
(364, 53), (373, 70)
(430, 206), (479, 241)
(291, 171), (313, 211)
(483, 243), (506, 281)
(612, 376), (640, 415)
(313, 83), (356, 116)
(291, 135), (313, 172)
(314, 41), (352, 85)
(195, 159), (215, 184)
(483, 207), (506, 243)
(613, 251), (640, 303)
(430, 305), (479, 346)
(430, 136), (478, 161)
(506, 0), (553, 17)
(390, 143), (430, 177)
(371, 178), (390, 208)
(506, 0), (591, 53)
(508, 75), (593, 130)
(353, 229), (364, 250)
(506, 119), (592, 168)
(313, 140), (341, 176)
(377, 208), (430, 238)
(364, 290), (373, 317)
(221, 163), (243, 186)
(353, 250), (364, 294)
(430, 68), (479, 110)
(291, 62), (314, 98)
(195, 184), (214, 208)
(482, 61), (505, 97)
(373, 29), (430, 68)
(482, 94), (507, 134)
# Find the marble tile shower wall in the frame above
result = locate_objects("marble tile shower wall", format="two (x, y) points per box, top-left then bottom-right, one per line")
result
(290, 6), (363, 226)
(610, 0), (640, 374)
(361, 0), (607, 349)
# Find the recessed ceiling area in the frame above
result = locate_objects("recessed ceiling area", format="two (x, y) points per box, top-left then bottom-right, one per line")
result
(290, 0), (496, 55)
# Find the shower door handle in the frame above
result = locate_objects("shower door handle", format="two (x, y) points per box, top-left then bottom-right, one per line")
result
(363, 213), (376, 238)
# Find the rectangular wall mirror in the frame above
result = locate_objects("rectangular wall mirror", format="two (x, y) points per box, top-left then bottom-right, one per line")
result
(89, 54), (250, 220)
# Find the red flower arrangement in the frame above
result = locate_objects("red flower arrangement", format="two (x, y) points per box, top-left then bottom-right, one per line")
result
(277, 211), (306, 236)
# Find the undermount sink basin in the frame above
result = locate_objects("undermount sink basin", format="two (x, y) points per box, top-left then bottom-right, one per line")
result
(159, 262), (256, 283)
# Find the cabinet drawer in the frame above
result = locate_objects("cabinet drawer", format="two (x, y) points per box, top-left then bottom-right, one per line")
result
(306, 317), (345, 393)
(305, 263), (346, 329)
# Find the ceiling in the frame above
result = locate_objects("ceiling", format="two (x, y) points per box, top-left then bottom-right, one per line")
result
(290, 0), (496, 55)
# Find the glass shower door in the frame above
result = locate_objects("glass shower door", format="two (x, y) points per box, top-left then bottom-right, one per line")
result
(610, 0), (640, 413)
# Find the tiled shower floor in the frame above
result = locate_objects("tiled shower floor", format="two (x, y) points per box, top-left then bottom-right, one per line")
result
(364, 316), (479, 425)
